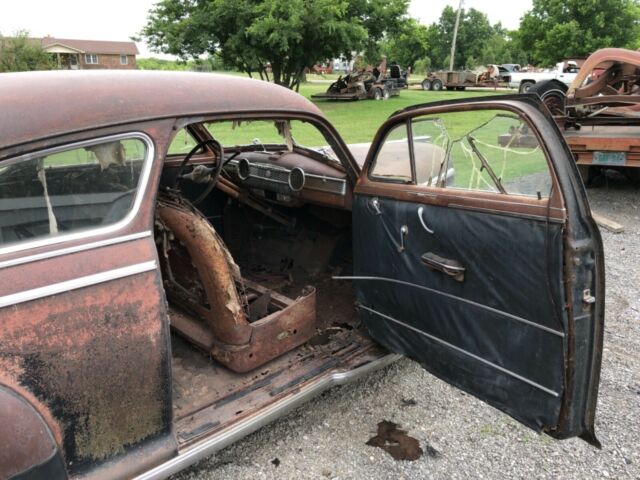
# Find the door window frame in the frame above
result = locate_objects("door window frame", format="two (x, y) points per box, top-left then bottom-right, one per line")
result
(359, 101), (566, 222)
(0, 132), (155, 257)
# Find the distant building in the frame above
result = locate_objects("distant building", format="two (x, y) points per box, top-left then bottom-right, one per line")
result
(38, 37), (139, 70)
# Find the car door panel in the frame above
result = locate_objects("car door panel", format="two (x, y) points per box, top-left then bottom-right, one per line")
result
(351, 95), (604, 444)
(353, 194), (566, 430)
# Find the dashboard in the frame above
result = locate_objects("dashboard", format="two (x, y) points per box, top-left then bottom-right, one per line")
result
(223, 150), (352, 209)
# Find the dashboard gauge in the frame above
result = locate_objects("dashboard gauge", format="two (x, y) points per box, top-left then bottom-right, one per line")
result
(237, 158), (251, 180)
(288, 167), (306, 191)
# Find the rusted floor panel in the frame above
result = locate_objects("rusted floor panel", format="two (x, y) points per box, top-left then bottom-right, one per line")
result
(170, 278), (384, 446)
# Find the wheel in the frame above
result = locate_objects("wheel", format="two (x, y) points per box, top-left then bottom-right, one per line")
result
(372, 87), (383, 100)
(431, 79), (443, 91)
(528, 79), (568, 115)
(519, 81), (535, 93)
(382, 87), (391, 100)
(421, 79), (432, 91)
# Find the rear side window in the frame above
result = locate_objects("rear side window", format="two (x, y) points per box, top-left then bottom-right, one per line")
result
(0, 136), (149, 248)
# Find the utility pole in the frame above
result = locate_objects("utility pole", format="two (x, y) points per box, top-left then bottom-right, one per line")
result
(449, 0), (463, 71)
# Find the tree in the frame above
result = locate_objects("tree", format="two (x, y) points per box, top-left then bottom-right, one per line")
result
(427, 6), (508, 69)
(381, 18), (429, 69)
(519, 0), (640, 66)
(141, 0), (409, 90)
(0, 30), (54, 73)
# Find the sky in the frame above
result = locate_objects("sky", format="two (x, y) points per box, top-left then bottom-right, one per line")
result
(0, 0), (533, 58)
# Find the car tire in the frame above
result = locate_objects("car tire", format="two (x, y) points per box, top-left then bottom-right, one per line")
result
(422, 79), (432, 91)
(519, 81), (535, 93)
(432, 79), (443, 91)
(383, 87), (391, 100)
(528, 79), (568, 115)
(372, 87), (383, 100)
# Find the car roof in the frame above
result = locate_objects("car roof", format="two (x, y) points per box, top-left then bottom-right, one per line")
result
(0, 70), (324, 151)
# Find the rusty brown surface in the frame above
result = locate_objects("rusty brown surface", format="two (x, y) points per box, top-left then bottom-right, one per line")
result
(156, 199), (317, 373)
(0, 268), (173, 473)
(568, 48), (640, 98)
(0, 386), (59, 478)
(0, 71), (323, 152)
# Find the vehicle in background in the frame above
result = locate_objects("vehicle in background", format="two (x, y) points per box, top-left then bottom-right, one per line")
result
(312, 58), (404, 101)
(520, 48), (640, 183)
(508, 60), (580, 93)
(421, 64), (510, 91)
(501, 63), (521, 73)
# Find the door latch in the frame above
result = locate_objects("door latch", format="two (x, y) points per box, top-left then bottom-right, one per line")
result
(583, 289), (596, 305)
(370, 197), (381, 215)
(398, 225), (408, 252)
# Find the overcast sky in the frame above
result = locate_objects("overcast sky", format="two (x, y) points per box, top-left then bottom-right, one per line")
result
(0, 0), (533, 58)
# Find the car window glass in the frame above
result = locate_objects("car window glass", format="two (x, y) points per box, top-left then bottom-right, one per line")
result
(412, 118), (450, 186)
(0, 137), (147, 248)
(167, 129), (199, 155)
(414, 110), (552, 198)
(206, 120), (333, 158)
(370, 122), (412, 183)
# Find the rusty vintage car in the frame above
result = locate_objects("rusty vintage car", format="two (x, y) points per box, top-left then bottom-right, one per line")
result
(0, 71), (604, 479)
(524, 48), (640, 182)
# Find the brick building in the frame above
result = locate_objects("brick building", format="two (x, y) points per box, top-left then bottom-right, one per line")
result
(39, 37), (139, 70)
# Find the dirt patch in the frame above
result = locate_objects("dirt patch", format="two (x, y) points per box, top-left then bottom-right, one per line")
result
(366, 420), (423, 461)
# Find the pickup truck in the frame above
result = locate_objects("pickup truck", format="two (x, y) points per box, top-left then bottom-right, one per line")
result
(509, 60), (580, 93)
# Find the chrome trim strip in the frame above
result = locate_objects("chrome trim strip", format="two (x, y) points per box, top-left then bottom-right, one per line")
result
(359, 305), (559, 397)
(0, 231), (152, 270)
(333, 276), (565, 337)
(0, 132), (155, 257)
(134, 353), (400, 480)
(0, 261), (157, 309)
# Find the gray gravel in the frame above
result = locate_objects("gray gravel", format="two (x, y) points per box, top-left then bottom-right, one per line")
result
(174, 175), (640, 480)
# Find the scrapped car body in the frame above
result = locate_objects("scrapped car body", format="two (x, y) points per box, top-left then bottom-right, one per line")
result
(516, 48), (640, 181)
(0, 71), (604, 479)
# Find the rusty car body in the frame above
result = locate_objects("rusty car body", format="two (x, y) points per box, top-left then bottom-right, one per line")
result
(521, 48), (640, 181)
(0, 71), (604, 479)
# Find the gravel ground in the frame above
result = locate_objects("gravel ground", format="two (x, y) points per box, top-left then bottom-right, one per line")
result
(174, 175), (639, 480)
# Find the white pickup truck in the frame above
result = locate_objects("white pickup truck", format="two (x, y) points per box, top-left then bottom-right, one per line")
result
(508, 60), (580, 93)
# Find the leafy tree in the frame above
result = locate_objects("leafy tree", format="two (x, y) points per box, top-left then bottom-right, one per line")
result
(519, 0), (640, 66)
(0, 30), (54, 72)
(141, 0), (409, 90)
(381, 18), (429, 69)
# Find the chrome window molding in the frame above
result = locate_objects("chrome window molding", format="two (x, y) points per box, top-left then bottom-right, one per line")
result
(334, 275), (565, 337)
(358, 304), (559, 397)
(0, 231), (151, 270)
(0, 132), (155, 257)
(0, 261), (157, 309)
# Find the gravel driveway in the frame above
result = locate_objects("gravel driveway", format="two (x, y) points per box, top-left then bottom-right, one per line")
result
(174, 176), (639, 480)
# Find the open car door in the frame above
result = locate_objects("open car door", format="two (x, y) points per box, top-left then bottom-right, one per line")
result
(349, 95), (604, 445)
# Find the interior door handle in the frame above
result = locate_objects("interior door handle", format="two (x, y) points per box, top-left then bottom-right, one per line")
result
(421, 252), (465, 282)
(417, 207), (434, 234)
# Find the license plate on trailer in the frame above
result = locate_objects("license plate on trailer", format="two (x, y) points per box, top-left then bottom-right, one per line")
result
(592, 151), (626, 166)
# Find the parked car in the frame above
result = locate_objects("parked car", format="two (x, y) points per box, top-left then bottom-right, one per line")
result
(422, 65), (509, 91)
(0, 71), (604, 480)
(514, 48), (640, 183)
(509, 60), (580, 93)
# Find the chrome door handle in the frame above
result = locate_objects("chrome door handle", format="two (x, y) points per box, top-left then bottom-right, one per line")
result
(370, 197), (381, 215)
(417, 207), (434, 234)
(399, 225), (408, 252)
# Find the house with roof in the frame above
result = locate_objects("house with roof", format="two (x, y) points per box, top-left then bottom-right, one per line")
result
(39, 37), (139, 70)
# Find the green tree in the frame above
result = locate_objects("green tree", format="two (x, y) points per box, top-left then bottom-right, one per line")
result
(381, 18), (429, 69)
(519, 0), (640, 66)
(141, 0), (409, 90)
(0, 30), (54, 72)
